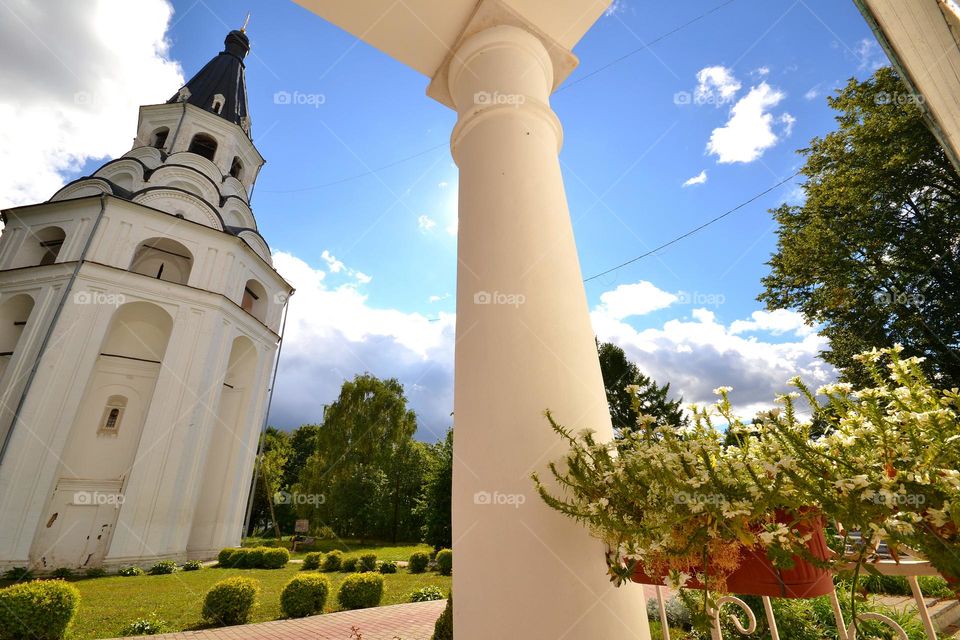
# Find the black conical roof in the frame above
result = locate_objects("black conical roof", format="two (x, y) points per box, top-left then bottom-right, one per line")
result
(168, 30), (251, 136)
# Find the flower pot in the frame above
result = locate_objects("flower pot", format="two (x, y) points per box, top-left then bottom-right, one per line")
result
(630, 511), (834, 598)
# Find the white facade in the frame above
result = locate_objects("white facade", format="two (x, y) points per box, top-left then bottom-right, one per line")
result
(0, 34), (291, 570)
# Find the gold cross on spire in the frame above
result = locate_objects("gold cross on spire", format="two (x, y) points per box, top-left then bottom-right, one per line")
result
(241, 12), (251, 33)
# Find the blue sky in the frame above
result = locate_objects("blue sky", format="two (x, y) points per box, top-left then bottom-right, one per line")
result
(0, 0), (892, 439)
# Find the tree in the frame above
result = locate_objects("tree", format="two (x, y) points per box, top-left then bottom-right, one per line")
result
(760, 67), (960, 387)
(295, 374), (422, 541)
(418, 428), (453, 550)
(247, 427), (292, 536)
(597, 341), (686, 433)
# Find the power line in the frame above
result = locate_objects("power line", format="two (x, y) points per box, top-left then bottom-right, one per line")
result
(258, 143), (448, 194)
(582, 170), (802, 283)
(556, 0), (738, 94)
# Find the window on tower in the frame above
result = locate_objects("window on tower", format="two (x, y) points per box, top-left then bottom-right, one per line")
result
(129, 238), (194, 285)
(150, 127), (169, 149)
(98, 395), (128, 435)
(188, 133), (218, 162)
(230, 156), (243, 181)
(37, 227), (65, 266)
(241, 279), (268, 323)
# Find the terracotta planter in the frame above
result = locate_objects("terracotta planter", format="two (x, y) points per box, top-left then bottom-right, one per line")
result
(630, 510), (834, 598)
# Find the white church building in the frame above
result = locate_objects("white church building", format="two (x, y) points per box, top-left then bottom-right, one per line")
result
(0, 29), (290, 571)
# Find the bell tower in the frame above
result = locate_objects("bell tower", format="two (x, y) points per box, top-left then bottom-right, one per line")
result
(0, 29), (291, 571)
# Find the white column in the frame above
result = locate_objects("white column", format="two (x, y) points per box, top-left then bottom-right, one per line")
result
(450, 24), (650, 640)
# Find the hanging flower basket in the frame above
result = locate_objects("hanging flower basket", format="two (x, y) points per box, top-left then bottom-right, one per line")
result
(629, 511), (834, 598)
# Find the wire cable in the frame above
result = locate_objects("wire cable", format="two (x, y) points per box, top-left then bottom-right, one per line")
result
(582, 170), (802, 283)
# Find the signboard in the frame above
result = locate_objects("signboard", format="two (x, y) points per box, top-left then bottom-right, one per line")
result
(294, 519), (310, 534)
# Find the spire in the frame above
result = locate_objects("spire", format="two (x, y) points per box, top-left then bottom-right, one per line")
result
(168, 30), (252, 137)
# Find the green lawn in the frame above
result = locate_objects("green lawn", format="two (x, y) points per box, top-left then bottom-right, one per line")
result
(242, 537), (433, 562)
(12, 544), (449, 640)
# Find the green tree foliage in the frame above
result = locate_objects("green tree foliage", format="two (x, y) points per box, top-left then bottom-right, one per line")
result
(761, 67), (960, 387)
(417, 428), (453, 550)
(294, 374), (427, 541)
(247, 427), (294, 536)
(597, 341), (686, 433)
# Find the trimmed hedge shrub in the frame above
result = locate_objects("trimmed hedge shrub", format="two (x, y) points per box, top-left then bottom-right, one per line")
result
(117, 566), (144, 577)
(434, 549), (452, 576)
(337, 573), (384, 610)
(0, 579), (81, 640)
(432, 593), (452, 640)
(50, 568), (74, 579)
(379, 561), (398, 574)
(84, 567), (107, 578)
(321, 551), (343, 572)
(359, 553), (377, 572)
(302, 552), (323, 571)
(408, 552), (429, 574)
(182, 560), (203, 571)
(409, 585), (444, 602)
(216, 546), (289, 569)
(148, 560), (177, 575)
(341, 557), (359, 573)
(201, 576), (260, 626)
(280, 574), (330, 618)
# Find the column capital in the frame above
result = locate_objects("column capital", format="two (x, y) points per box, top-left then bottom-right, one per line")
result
(426, 0), (579, 109)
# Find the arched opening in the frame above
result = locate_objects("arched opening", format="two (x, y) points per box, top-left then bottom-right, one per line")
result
(188, 336), (259, 553)
(229, 156), (243, 181)
(0, 294), (35, 381)
(150, 127), (169, 149)
(129, 238), (193, 285)
(34, 302), (173, 568)
(188, 133), (218, 162)
(241, 279), (268, 323)
(211, 94), (225, 114)
(13, 226), (66, 268)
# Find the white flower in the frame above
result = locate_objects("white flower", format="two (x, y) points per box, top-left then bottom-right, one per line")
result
(713, 386), (733, 395)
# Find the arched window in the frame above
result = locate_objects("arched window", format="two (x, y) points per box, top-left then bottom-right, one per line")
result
(188, 133), (218, 162)
(12, 226), (66, 268)
(229, 156), (243, 181)
(241, 279), (268, 323)
(129, 238), (193, 285)
(150, 127), (169, 149)
(0, 294), (35, 360)
(211, 94), (225, 114)
(98, 395), (128, 434)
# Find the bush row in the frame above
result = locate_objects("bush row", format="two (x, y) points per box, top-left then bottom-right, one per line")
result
(300, 549), (451, 575)
(217, 547), (290, 569)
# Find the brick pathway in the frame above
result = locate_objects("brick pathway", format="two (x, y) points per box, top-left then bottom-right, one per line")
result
(115, 601), (445, 640)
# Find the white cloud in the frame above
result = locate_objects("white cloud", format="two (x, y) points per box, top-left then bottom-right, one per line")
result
(605, 0), (627, 17)
(780, 113), (796, 137)
(418, 214), (437, 232)
(855, 38), (887, 71)
(271, 252), (455, 436)
(428, 293), (450, 303)
(695, 66), (741, 106)
(804, 86), (821, 101)
(706, 83), (788, 163)
(753, 66), (770, 77)
(595, 281), (678, 320)
(591, 300), (834, 419)
(0, 0), (184, 208)
(437, 181), (449, 189)
(319, 249), (371, 285)
(682, 170), (708, 187)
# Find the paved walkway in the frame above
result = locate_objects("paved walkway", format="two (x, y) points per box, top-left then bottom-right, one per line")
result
(116, 600), (445, 640)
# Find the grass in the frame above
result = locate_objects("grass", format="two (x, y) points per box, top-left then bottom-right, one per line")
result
(2, 544), (449, 640)
(242, 537), (432, 561)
